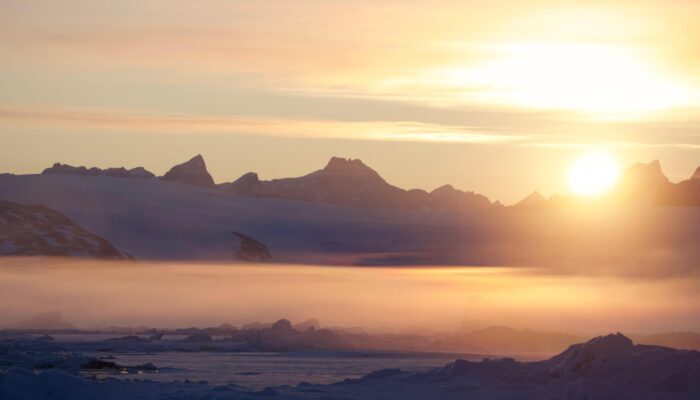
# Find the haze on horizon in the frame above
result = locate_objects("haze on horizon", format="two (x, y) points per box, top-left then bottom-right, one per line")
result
(2, 0), (700, 203)
(1, 258), (699, 335)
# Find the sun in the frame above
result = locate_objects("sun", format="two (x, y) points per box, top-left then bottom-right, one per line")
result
(568, 151), (620, 196)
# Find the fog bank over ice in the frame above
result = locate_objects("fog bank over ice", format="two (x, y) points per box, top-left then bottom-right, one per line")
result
(0, 257), (698, 334)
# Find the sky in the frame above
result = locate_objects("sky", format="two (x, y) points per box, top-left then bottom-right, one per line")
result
(1, 0), (700, 203)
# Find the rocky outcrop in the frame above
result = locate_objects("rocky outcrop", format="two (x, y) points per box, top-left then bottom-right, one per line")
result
(222, 157), (497, 212)
(160, 155), (216, 188)
(0, 199), (129, 259)
(42, 163), (155, 179)
(231, 231), (271, 262)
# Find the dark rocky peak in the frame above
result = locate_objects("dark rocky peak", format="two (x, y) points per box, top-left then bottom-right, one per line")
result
(321, 157), (386, 183)
(161, 154), (216, 188)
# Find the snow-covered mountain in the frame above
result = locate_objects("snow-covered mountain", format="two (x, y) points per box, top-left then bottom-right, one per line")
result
(1, 170), (699, 266)
(0, 199), (129, 259)
(1, 155), (700, 265)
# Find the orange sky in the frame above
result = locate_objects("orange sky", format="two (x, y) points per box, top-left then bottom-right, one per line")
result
(1, 0), (699, 203)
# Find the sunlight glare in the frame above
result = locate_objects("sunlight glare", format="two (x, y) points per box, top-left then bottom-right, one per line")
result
(568, 151), (620, 196)
(432, 42), (694, 116)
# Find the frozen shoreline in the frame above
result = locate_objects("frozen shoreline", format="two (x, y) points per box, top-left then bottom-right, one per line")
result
(2, 333), (699, 399)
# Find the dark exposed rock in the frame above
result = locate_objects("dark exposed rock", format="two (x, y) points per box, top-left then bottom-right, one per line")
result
(0, 200), (129, 259)
(231, 231), (271, 262)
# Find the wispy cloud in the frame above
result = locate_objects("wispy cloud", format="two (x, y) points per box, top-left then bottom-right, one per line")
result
(2, 1), (698, 114)
(0, 106), (529, 144)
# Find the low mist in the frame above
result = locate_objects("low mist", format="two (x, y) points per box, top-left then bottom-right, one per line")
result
(1, 257), (698, 335)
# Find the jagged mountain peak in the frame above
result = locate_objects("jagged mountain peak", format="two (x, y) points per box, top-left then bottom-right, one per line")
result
(324, 156), (368, 171)
(161, 154), (216, 188)
(188, 154), (206, 165)
(321, 157), (385, 183)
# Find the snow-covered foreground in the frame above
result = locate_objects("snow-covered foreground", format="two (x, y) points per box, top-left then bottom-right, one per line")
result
(1, 333), (699, 399)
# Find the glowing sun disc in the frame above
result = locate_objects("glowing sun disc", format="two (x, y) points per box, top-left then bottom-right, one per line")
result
(568, 151), (620, 196)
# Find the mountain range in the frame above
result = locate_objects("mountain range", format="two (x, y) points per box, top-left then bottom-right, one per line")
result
(40, 154), (700, 209)
(0, 154), (699, 264)
(44, 155), (499, 212)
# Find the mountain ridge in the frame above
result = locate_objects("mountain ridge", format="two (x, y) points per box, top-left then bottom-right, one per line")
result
(221, 156), (498, 212)
(35, 154), (700, 209)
